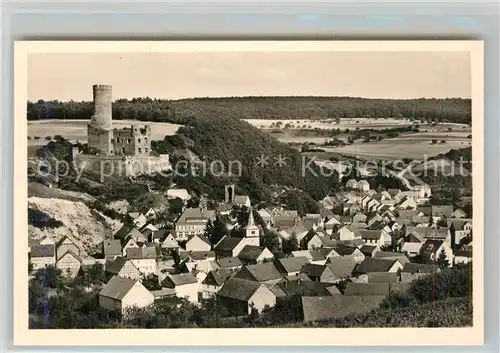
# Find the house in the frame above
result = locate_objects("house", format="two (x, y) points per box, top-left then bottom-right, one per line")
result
(114, 224), (147, 244)
(344, 282), (391, 297)
(300, 264), (336, 283)
(400, 263), (440, 282)
(217, 257), (243, 271)
(99, 275), (154, 314)
(338, 225), (356, 241)
(55, 236), (80, 260)
(258, 209), (273, 227)
(30, 244), (56, 270)
(357, 180), (370, 192)
(175, 207), (216, 240)
(56, 250), (82, 278)
(201, 268), (232, 299)
(233, 195), (251, 207)
(233, 263), (284, 284)
(126, 247), (157, 276)
(355, 257), (403, 275)
(144, 208), (157, 220)
(103, 239), (122, 262)
(277, 280), (338, 297)
(300, 231), (324, 250)
(352, 212), (367, 223)
(237, 246), (274, 265)
(122, 237), (140, 257)
(106, 257), (141, 281)
(185, 234), (211, 252)
(451, 208), (467, 219)
(431, 205), (454, 218)
(367, 272), (399, 283)
(419, 239), (453, 266)
(166, 188), (191, 201)
(373, 251), (410, 265)
(395, 196), (417, 210)
(398, 210), (423, 219)
(274, 257), (309, 277)
(161, 273), (199, 303)
(217, 278), (276, 316)
(359, 244), (380, 258)
(301, 295), (385, 323)
(128, 212), (148, 229)
(214, 236), (250, 258)
(333, 244), (365, 263)
(161, 233), (180, 250)
(325, 256), (357, 281)
(355, 230), (387, 247)
(274, 210), (299, 228)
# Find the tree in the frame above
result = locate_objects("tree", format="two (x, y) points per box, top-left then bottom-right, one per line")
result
(282, 234), (299, 254)
(186, 196), (200, 208)
(142, 274), (162, 291)
(437, 248), (449, 268)
(169, 197), (184, 216)
(85, 263), (107, 285)
(203, 219), (214, 241)
(261, 230), (281, 254)
(209, 216), (229, 247)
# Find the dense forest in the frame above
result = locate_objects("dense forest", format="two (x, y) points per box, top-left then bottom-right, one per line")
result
(27, 96), (472, 124)
(152, 115), (341, 207)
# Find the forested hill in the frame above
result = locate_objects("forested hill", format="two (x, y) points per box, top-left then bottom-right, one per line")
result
(27, 96), (472, 124)
(154, 115), (340, 204)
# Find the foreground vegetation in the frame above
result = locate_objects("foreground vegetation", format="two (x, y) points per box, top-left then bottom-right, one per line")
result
(29, 264), (472, 329)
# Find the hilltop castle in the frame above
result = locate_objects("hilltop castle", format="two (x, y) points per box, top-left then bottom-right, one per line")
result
(87, 85), (152, 157)
(72, 85), (170, 180)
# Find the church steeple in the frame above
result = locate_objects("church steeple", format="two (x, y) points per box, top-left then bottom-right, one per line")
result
(243, 209), (260, 246)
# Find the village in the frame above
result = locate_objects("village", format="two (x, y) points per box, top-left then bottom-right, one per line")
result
(28, 173), (473, 324)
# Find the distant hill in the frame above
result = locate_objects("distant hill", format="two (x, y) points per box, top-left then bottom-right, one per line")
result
(27, 96), (472, 124)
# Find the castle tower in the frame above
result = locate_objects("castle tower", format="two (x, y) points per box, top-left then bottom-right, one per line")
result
(91, 84), (112, 130)
(243, 210), (260, 246)
(87, 84), (113, 155)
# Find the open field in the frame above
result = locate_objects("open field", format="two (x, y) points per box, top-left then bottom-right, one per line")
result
(27, 119), (182, 146)
(315, 135), (471, 161)
(245, 118), (470, 131)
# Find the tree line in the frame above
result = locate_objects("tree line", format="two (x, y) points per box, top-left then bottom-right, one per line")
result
(27, 96), (471, 124)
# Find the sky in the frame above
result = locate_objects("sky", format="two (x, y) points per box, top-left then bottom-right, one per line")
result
(28, 51), (471, 101)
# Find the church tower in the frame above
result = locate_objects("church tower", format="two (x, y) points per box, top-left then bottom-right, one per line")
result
(243, 210), (260, 246)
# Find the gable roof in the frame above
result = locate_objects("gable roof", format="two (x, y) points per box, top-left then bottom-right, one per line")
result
(333, 243), (358, 256)
(367, 272), (399, 283)
(188, 251), (216, 261)
(300, 263), (332, 278)
(325, 256), (357, 279)
(217, 257), (243, 268)
(420, 239), (446, 257)
(238, 246), (271, 262)
(187, 234), (211, 246)
(106, 257), (137, 275)
(278, 280), (335, 297)
(103, 239), (122, 256)
(372, 251), (410, 265)
(162, 273), (198, 288)
(275, 257), (310, 274)
(126, 246), (157, 260)
(401, 262), (439, 274)
(359, 245), (379, 256)
(355, 230), (382, 241)
(344, 282), (391, 296)
(114, 224), (142, 240)
(356, 258), (399, 274)
(30, 244), (55, 258)
(214, 236), (245, 252)
(177, 207), (215, 225)
(202, 269), (232, 286)
(55, 235), (77, 248)
(99, 275), (140, 300)
(217, 278), (265, 301)
(235, 263), (283, 282)
(57, 249), (83, 263)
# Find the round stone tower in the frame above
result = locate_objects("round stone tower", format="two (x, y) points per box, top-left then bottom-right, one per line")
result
(91, 84), (112, 130)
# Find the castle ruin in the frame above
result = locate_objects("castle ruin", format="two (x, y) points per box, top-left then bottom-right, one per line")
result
(73, 85), (170, 180)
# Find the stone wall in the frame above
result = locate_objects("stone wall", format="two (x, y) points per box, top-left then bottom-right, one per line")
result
(75, 154), (170, 182)
(87, 124), (113, 155)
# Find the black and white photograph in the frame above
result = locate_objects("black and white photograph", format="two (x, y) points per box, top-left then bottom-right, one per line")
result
(15, 40), (483, 345)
